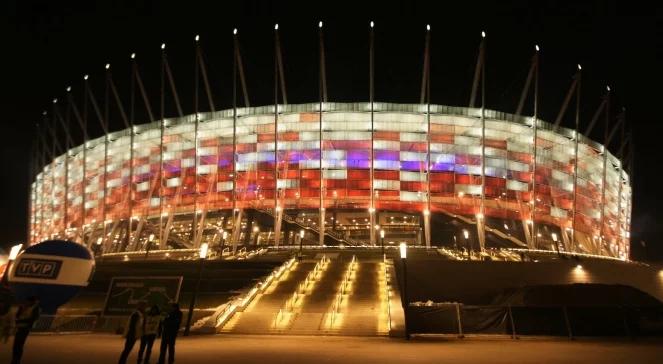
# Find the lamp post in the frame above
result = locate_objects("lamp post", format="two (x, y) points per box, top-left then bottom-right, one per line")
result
(220, 230), (228, 257)
(462, 229), (470, 260)
(253, 226), (260, 246)
(144, 234), (155, 260)
(380, 229), (385, 256)
(2, 243), (23, 283)
(94, 237), (103, 258)
(299, 229), (305, 260)
(552, 232), (561, 258)
(399, 242), (409, 339)
(184, 242), (209, 336)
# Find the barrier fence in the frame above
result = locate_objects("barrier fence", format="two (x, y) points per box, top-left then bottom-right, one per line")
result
(32, 315), (98, 333)
(27, 304), (663, 337)
(407, 303), (663, 338)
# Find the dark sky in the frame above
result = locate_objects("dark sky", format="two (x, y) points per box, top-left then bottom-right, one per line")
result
(1, 1), (660, 261)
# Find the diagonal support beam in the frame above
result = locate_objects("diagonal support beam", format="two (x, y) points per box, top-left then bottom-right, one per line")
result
(469, 35), (485, 108)
(420, 26), (431, 104)
(584, 97), (607, 137)
(132, 56), (156, 122)
(275, 25), (288, 105)
(106, 69), (130, 129)
(553, 70), (580, 131)
(319, 22), (328, 103)
(515, 54), (537, 116)
(66, 89), (88, 140)
(196, 41), (216, 112)
(85, 77), (109, 135)
(233, 30), (251, 108)
(606, 113), (625, 147)
(163, 56), (184, 117)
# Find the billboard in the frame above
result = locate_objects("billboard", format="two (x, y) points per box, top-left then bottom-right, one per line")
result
(103, 276), (183, 316)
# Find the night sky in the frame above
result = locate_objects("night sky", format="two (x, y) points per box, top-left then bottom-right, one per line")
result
(1, 1), (660, 261)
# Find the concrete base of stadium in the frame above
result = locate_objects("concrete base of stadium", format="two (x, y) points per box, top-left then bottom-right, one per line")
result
(46, 247), (663, 338)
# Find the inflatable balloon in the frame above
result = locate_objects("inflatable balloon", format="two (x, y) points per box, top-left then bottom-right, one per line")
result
(8, 240), (95, 314)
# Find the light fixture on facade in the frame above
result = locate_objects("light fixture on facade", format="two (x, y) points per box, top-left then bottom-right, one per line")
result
(399, 242), (407, 259)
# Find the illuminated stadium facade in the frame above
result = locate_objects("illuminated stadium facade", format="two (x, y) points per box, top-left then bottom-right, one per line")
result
(29, 102), (631, 259)
(27, 25), (633, 261)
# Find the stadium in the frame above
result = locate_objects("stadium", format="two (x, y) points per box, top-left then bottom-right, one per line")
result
(15, 24), (663, 342)
(29, 100), (631, 260)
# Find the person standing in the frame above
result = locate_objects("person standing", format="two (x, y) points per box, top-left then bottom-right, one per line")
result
(157, 303), (182, 364)
(137, 305), (161, 364)
(0, 302), (13, 344)
(11, 296), (41, 364)
(118, 301), (146, 364)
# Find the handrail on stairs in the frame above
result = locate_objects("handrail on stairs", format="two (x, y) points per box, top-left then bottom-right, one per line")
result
(383, 257), (392, 332)
(257, 208), (361, 246)
(275, 254), (328, 328)
(329, 255), (357, 328)
(212, 257), (296, 331)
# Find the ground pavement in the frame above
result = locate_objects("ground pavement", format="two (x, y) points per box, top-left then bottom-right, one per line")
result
(0, 334), (660, 363)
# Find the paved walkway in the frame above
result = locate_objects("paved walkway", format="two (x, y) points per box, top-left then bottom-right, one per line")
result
(0, 334), (660, 363)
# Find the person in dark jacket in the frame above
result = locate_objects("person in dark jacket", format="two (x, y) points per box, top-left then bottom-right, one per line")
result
(157, 303), (182, 364)
(118, 301), (146, 364)
(11, 296), (41, 364)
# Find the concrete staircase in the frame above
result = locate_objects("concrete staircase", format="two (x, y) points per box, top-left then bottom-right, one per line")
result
(219, 253), (393, 336)
(327, 259), (391, 335)
(220, 258), (320, 334)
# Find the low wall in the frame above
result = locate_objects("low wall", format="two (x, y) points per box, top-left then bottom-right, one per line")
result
(394, 258), (663, 305)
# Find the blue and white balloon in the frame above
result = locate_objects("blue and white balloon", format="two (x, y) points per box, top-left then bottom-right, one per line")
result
(8, 240), (95, 313)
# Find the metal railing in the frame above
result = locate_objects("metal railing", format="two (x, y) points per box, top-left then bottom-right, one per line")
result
(383, 255), (392, 332)
(329, 255), (356, 328)
(406, 303), (663, 338)
(33, 315), (98, 333)
(273, 255), (328, 329)
(258, 208), (362, 246)
(211, 257), (296, 331)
